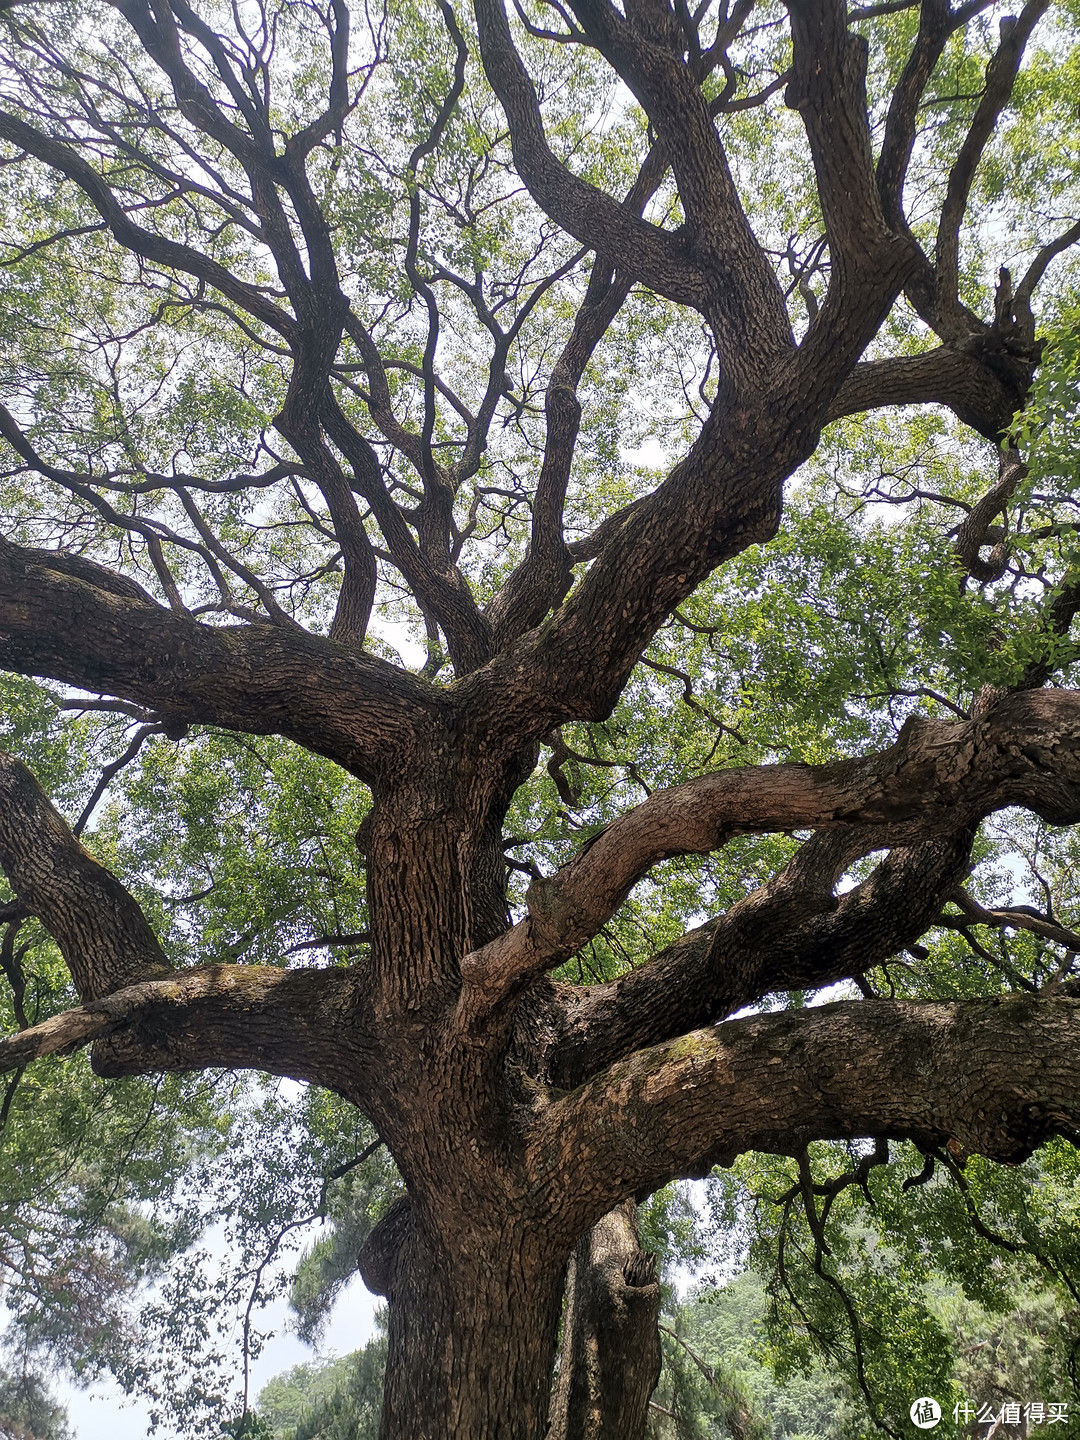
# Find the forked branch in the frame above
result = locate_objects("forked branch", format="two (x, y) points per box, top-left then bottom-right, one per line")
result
(0, 535), (437, 784)
(472, 0), (712, 307)
(547, 827), (975, 1087)
(461, 689), (1080, 1008)
(933, 0), (1051, 331)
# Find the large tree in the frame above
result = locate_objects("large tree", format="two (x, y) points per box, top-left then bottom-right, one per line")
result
(0, 0), (1078, 1434)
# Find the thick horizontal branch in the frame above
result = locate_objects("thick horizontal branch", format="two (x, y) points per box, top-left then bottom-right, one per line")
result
(462, 690), (1080, 1006)
(546, 826), (975, 1088)
(0, 536), (441, 784)
(0, 1004), (117, 1070)
(826, 341), (1031, 440)
(0, 964), (373, 1098)
(0, 751), (170, 1000)
(529, 995), (1080, 1227)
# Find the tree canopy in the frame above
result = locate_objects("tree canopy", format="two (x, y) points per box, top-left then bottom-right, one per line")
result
(0, 0), (1078, 1434)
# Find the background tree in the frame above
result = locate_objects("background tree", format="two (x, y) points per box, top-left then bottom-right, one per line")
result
(0, 0), (1079, 1435)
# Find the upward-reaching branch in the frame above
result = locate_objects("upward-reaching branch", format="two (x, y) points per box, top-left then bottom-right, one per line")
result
(560, 0), (794, 380)
(472, 0), (713, 307)
(322, 397), (496, 672)
(875, 0), (992, 231)
(0, 963), (374, 1098)
(460, 689), (1080, 1008)
(787, 0), (921, 378)
(787, 0), (890, 263)
(933, 0), (1050, 333)
(0, 750), (170, 1000)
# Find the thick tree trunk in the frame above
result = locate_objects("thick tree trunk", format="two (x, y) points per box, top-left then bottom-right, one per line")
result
(360, 780), (577, 1439)
(379, 1215), (566, 1440)
(547, 1202), (662, 1440)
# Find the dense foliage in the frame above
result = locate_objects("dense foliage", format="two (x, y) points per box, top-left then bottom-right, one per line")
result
(0, 0), (1078, 1433)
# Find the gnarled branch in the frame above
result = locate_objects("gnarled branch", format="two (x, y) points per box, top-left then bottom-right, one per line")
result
(529, 995), (1080, 1230)
(462, 690), (1080, 1008)
(0, 749), (170, 1000)
(0, 963), (371, 1097)
(547, 826), (975, 1088)
(472, 0), (712, 308)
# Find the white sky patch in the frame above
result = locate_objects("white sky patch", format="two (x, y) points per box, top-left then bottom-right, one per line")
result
(56, 1078), (382, 1436)
(368, 615), (427, 669)
(621, 435), (668, 470)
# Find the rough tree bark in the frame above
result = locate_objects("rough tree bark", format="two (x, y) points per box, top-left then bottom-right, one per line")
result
(547, 1203), (661, 1440)
(0, 0), (1075, 1435)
